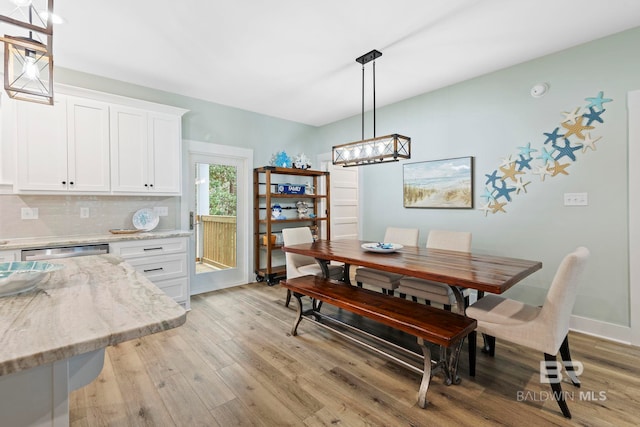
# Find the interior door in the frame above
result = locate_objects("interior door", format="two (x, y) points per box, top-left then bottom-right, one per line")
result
(320, 160), (360, 240)
(187, 142), (251, 294)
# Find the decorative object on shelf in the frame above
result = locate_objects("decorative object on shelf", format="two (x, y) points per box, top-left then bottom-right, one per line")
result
(1, 0), (55, 104)
(480, 91), (613, 216)
(293, 153), (311, 169)
(296, 201), (309, 219)
(305, 183), (314, 195)
(132, 208), (160, 231)
(270, 151), (292, 168)
(333, 49), (411, 167)
(277, 183), (305, 194)
(309, 225), (319, 241)
(403, 157), (474, 209)
(261, 234), (277, 246)
(271, 204), (286, 220)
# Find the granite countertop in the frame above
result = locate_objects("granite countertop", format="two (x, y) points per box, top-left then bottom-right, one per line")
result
(0, 230), (192, 251)
(0, 254), (187, 376)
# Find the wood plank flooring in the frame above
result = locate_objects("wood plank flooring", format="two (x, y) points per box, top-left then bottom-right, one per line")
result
(70, 283), (640, 426)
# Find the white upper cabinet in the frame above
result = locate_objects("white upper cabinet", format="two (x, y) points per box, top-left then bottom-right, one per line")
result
(110, 106), (182, 195)
(16, 96), (68, 191)
(8, 85), (187, 195)
(66, 97), (111, 192)
(17, 95), (111, 193)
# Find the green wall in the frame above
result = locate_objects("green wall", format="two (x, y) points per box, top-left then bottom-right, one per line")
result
(55, 26), (640, 327)
(318, 27), (640, 326)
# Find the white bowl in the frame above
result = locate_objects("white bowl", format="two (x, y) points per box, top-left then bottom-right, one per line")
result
(0, 261), (63, 297)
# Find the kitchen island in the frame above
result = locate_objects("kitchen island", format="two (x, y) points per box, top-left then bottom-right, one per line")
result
(0, 254), (187, 427)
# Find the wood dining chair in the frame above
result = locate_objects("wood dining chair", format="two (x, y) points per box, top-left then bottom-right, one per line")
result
(282, 227), (343, 306)
(354, 227), (419, 295)
(396, 229), (472, 312)
(465, 247), (590, 419)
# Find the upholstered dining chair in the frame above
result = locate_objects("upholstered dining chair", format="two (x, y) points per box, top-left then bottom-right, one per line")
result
(354, 227), (420, 295)
(282, 227), (343, 306)
(465, 247), (590, 419)
(396, 229), (472, 312)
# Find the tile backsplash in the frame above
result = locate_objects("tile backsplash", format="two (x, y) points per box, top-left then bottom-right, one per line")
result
(0, 195), (180, 239)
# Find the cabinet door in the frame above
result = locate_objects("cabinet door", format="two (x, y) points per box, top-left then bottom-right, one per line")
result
(0, 250), (20, 262)
(16, 97), (68, 191)
(148, 113), (181, 194)
(110, 106), (149, 192)
(66, 97), (111, 192)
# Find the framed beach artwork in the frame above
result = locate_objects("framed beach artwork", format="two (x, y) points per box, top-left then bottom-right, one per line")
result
(403, 157), (474, 209)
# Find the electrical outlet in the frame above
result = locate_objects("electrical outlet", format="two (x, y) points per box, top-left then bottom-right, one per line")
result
(563, 192), (588, 206)
(21, 207), (39, 220)
(154, 206), (169, 217)
(80, 207), (90, 218)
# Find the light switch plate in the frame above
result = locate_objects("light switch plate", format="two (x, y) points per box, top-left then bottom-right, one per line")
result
(21, 207), (39, 219)
(564, 192), (588, 206)
(80, 207), (90, 218)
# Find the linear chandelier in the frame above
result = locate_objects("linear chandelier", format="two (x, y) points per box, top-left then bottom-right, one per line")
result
(332, 49), (411, 167)
(0, 0), (54, 105)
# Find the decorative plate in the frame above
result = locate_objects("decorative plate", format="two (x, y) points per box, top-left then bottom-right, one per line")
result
(0, 261), (64, 297)
(361, 242), (404, 253)
(132, 208), (159, 231)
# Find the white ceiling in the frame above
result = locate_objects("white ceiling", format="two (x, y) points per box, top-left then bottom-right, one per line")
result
(51, 0), (640, 126)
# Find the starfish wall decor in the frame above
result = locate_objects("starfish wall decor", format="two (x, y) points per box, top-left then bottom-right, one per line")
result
(480, 91), (612, 216)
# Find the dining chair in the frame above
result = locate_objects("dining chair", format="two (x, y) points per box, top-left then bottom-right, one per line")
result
(465, 247), (590, 419)
(282, 227), (343, 306)
(396, 229), (472, 312)
(354, 227), (420, 295)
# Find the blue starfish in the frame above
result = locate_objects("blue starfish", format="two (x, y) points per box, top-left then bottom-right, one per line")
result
(517, 142), (537, 159)
(583, 107), (605, 126)
(480, 187), (496, 202)
(585, 91), (613, 111)
(493, 180), (516, 202)
(484, 170), (500, 187)
(553, 139), (581, 162)
(543, 127), (564, 145)
(516, 155), (533, 171)
(536, 147), (556, 164)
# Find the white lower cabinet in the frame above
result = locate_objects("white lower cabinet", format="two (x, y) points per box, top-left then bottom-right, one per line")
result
(0, 249), (20, 262)
(109, 237), (190, 309)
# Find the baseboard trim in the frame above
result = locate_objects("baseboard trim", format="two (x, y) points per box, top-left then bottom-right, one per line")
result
(570, 314), (632, 345)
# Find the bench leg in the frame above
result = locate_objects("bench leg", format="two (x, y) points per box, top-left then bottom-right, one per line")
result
(290, 293), (304, 336)
(440, 339), (465, 386)
(416, 338), (432, 409)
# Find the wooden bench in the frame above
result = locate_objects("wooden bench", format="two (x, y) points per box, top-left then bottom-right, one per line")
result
(280, 275), (477, 408)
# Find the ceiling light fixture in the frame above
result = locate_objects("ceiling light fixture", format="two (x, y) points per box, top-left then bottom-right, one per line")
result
(332, 49), (410, 167)
(0, 0), (54, 105)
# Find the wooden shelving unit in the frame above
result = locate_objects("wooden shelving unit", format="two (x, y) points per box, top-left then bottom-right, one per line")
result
(253, 166), (331, 285)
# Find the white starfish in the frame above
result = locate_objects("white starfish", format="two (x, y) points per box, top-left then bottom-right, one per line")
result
(561, 107), (582, 123)
(499, 155), (514, 168)
(532, 164), (552, 181)
(514, 177), (531, 194)
(579, 132), (601, 152)
(478, 202), (493, 217)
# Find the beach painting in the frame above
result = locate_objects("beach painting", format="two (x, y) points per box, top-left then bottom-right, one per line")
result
(403, 157), (474, 208)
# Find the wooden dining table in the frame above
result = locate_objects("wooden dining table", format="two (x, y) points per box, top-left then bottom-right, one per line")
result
(282, 239), (543, 312)
(282, 239), (543, 385)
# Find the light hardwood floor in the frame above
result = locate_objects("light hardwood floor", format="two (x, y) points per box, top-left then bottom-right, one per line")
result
(70, 283), (640, 426)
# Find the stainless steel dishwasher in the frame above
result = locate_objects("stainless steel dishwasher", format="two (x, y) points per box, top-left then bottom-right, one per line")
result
(21, 243), (110, 261)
